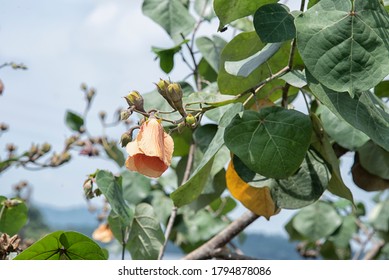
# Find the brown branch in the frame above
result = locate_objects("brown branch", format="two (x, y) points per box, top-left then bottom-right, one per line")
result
(363, 240), (385, 260)
(210, 247), (258, 260)
(183, 211), (260, 260)
(158, 143), (196, 260)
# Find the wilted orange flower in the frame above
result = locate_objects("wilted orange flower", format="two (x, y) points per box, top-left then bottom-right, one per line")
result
(125, 117), (174, 178)
(92, 223), (114, 243)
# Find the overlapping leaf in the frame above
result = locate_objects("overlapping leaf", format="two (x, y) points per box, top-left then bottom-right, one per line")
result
(214, 0), (277, 30)
(296, 0), (389, 96)
(224, 107), (312, 179)
(14, 231), (106, 260)
(254, 3), (296, 43)
(171, 103), (243, 207)
(307, 71), (389, 152)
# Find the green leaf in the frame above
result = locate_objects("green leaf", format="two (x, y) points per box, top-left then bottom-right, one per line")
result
(121, 170), (151, 206)
(209, 196), (237, 216)
(96, 170), (133, 225)
(375, 80), (389, 98)
(329, 215), (357, 248)
(224, 107), (312, 179)
(170, 125), (192, 157)
(358, 140), (389, 180)
(152, 40), (188, 73)
(225, 42), (283, 77)
(108, 212), (129, 246)
(195, 0), (216, 21)
(171, 103), (243, 207)
(142, 0), (196, 42)
(270, 152), (330, 209)
(310, 113), (354, 202)
(193, 124), (218, 152)
(196, 35), (227, 73)
(14, 231), (106, 260)
(198, 58), (218, 82)
(285, 216), (306, 241)
(293, 201), (342, 241)
(214, 0), (277, 31)
(218, 31), (290, 95)
(295, 0), (389, 96)
(254, 3), (296, 43)
(316, 105), (369, 150)
(150, 190), (174, 225)
(280, 70), (307, 88)
(127, 203), (165, 260)
(188, 168), (226, 211)
(65, 110), (84, 132)
(103, 140), (125, 167)
(308, 71), (389, 151)
(0, 197), (28, 236)
(370, 200), (389, 232)
(233, 151), (330, 209)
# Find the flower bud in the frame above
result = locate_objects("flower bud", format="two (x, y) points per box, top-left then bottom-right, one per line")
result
(60, 152), (71, 163)
(41, 143), (51, 154)
(185, 114), (196, 126)
(86, 88), (96, 102)
(83, 179), (94, 199)
(99, 111), (106, 121)
(124, 91), (145, 112)
(167, 83), (183, 103)
(28, 144), (39, 158)
(120, 109), (131, 121)
(120, 132), (132, 148)
(80, 82), (88, 91)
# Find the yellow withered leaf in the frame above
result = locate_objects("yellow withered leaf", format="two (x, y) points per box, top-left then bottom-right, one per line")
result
(226, 161), (278, 220)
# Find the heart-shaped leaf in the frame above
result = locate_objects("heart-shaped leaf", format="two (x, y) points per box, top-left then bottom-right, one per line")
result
(254, 3), (296, 43)
(224, 107), (312, 179)
(14, 231), (106, 260)
(295, 0), (389, 96)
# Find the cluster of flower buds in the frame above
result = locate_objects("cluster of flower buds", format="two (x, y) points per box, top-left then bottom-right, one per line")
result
(80, 83), (96, 104)
(155, 79), (187, 118)
(27, 143), (52, 160)
(50, 152), (71, 167)
(0, 233), (21, 260)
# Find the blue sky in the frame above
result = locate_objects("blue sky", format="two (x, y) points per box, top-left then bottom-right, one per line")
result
(0, 0), (373, 235)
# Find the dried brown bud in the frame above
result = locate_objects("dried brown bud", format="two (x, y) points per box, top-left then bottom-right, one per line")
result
(6, 143), (16, 153)
(0, 123), (8, 131)
(60, 152), (71, 163)
(0, 79), (4, 95)
(98, 111), (106, 121)
(80, 83), (88, 91)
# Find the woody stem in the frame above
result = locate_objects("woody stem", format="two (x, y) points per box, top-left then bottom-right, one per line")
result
(158, 143), (196, 260)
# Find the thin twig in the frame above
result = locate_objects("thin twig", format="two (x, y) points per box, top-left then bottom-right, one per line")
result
(183, 211), (260, 260)
(158, 143), (196, 260)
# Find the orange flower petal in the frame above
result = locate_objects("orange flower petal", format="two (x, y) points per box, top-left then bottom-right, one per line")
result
(125, 117), (174, 178)
(92, 223), (114, 243)
(138, 118), (166, 160)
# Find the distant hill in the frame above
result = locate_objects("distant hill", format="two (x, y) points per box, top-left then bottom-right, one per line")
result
(37, 205), (302, 259)
(37, 204), (99, 236)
